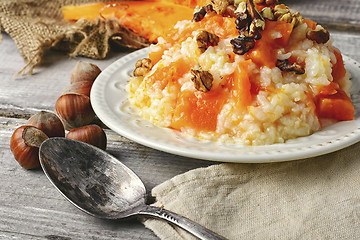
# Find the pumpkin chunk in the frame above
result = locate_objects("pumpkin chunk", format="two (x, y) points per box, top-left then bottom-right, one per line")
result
(62, 1), (207, 43)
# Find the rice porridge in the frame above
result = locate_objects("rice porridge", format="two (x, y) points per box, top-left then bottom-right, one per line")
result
(127, 0), (354, 145)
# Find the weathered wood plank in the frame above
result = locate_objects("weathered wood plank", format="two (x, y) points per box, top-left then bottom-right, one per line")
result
(0, 33), (130, 118)
(284, 0), (360, 27)
(0, 116), (213, 239)
(331, 30), (360, 62)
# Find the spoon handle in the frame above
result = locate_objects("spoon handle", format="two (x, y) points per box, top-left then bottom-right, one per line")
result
(138, 205), (227, 240)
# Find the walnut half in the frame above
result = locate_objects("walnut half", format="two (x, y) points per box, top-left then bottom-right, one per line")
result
(273, 4), (303, 27)
(196, 30), (220, 53)
(230, 36), (256, 55)
(276, 59), (305, 75)
(306, 27), (330, 44)
(190, 69), (213, 92)
(133, 58), (152, 77)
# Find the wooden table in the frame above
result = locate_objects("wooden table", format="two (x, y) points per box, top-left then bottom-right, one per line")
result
(1, 1), (359, 239)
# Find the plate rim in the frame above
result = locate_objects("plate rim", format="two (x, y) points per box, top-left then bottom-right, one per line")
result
(90, 48), (360, 163)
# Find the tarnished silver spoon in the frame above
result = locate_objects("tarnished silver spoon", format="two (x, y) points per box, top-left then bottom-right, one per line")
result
(39, 137), (226, 240)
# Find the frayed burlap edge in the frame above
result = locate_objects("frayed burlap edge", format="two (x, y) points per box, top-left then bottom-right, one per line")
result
(0, 0), (150, 76)
(11, 17), (149, 76)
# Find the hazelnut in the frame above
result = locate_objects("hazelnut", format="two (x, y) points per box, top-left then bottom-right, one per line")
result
(26, 111), (65, 138)
(71, 61), (101, 84)
(55, 62), (98, 130)
(66, 124), (107, 150)
(55, 93), (95, 130)
(10, 126), (48, 169)
(62, 81), (93, 97)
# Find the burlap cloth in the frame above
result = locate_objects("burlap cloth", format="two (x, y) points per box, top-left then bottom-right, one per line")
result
(143, 142), (360, 239)
(0, 0), (148, 75)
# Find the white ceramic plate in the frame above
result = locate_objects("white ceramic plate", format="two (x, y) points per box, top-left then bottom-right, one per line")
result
(90, 48), (360, 163)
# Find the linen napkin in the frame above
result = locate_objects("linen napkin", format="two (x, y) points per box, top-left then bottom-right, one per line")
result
(144, 142), (360, 240)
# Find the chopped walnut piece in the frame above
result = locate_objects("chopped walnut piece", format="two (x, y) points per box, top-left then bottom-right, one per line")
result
(235, 1), (247, 14)
(261, 7), (274, 20)
(223, 4), (238, 18)
(273, 4), (303, 27)
(306, 27), (330, 44)
(276, 59), (305, 75)
(230, 36), (256, 55)
(235, 12), (252, 35)
(193, 4), (214, 22)
(211, 0), (234, 15)
(246, 0), (265, 39)
(273, 4), (289, 17)
(190, 69), (213, 92)
(196, 30), (220, 53)
(247, 0), (264, 23)
(231, 0), (270, 55)
(250, 19), (265, 40)
(133, 58), (152, 77)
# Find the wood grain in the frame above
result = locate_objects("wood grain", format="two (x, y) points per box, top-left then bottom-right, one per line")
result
(1, 1), (360, 239)
(1, 116), (213, 239)
(285, 0), (360, 25)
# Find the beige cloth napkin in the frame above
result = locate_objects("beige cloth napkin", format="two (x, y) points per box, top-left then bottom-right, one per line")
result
(144, 142), (360, 239)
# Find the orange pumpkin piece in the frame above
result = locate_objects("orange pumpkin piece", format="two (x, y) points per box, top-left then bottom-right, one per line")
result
(316, 47), (354, 121)
(62, 1), (200, 43)
(144, 58), (190, 90)
(171, 86), (231, 132)
(246, 20), (293, 68)
(167, 0), (207, 8)
(318, 82), (339, 96)
(316, 89), (354, 121)
(230, 60), (252, 109)
(148, 46), (165, 65)
(331, 47), (347, 84)
(303, 18), (317, 30)
(171, 60), (252, 132)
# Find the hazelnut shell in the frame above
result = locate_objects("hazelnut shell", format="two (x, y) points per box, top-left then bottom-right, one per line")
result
(71, 61), (101, 84)
(10, 125), (48, 169)
(66, 124), (107, 150)
(55, 93), (95, 130)
(26, 111), (65, 138)
(62, 81), (93, 97)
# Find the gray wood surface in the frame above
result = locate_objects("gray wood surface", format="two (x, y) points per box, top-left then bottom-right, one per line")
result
(1, 1), (360, 239)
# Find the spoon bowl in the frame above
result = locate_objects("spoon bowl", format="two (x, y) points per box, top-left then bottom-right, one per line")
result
(39, 137), (226, 240)
(39, 137), (145, 219)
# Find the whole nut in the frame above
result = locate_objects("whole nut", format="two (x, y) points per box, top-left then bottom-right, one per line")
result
(71, 61), (101, 84)
(10, 125), (48, 169)
(62, 81), (93, 97)
(55, 94), (95, 130)
(66, 124), (107, 150)
(26, 111), (65, 138)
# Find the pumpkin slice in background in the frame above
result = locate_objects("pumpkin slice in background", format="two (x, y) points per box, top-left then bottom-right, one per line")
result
(62, 0), (207, 44)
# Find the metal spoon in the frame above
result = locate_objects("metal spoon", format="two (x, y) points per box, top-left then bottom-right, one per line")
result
(39, 137), (226, 240)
